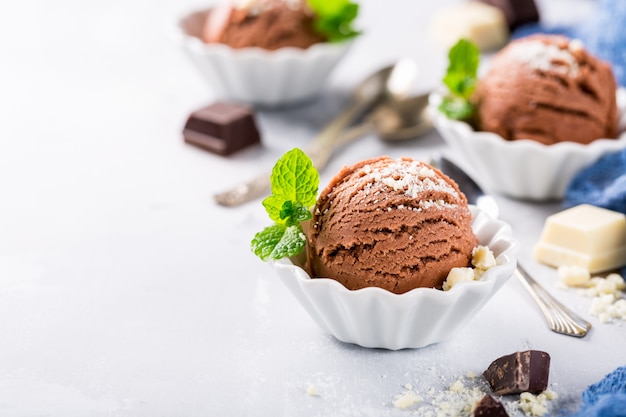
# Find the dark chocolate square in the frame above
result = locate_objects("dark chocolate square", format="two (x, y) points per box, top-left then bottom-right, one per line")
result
(478, 0), (540, 29)
(483, 350), (550, 395)
(183, 102), (261, 156)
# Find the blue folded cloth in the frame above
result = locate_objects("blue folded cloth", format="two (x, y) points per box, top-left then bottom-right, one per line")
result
(570, 366), (626, 417)
(564, 149), (626, 216)
(575, 0), (626, 88)
(512, 0), (626, 86)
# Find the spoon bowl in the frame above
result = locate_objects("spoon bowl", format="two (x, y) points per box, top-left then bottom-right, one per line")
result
(371, 93), (434, 141)
(336, 92), (434, 146)
(353, 58), (420, 104)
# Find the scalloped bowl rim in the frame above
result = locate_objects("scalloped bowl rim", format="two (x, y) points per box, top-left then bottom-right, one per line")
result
(271, 206), (518, 303)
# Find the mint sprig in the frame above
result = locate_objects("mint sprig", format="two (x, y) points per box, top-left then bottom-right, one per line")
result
(439, 39), (480, 121)
(307, 0), (361, 43)
(251, 148), (319, 261)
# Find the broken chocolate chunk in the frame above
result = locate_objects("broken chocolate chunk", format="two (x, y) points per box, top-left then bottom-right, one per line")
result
(483, 350), (550, 395)
(478, 0), (539, 30)
(474, 394), (509, 417)
(183, 102), (261, 156)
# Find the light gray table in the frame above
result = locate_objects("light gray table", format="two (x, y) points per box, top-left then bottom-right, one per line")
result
(0, 0), (622, 415)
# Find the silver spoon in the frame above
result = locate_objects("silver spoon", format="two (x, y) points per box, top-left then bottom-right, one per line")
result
(213, 59), (419, 207)
(340, 93), (434, 143)
(433, 155), (592, 338)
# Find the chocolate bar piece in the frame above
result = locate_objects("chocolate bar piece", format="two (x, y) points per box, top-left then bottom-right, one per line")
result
(478, 0), (539, 30)
(183, 102), (261, 156)
(483, 350), (550, 395)
(474, 394), (509, 417)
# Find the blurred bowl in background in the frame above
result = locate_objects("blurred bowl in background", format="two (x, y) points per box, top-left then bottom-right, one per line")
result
(178, 9), (354, 107)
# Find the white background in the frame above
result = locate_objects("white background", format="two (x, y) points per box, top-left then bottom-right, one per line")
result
(0, 0), (622, 416)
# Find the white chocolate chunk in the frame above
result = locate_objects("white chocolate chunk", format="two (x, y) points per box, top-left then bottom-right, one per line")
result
(472, 245), (497, 270)
(443, 245), (497, 290)
(533, 205), (626, 273)
(443, 267), (475, 291)
(430, 2), (509, 52)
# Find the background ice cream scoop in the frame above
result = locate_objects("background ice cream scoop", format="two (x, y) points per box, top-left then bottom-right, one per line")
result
(475, 35), (618, 145)
(201, 0), (326, 50)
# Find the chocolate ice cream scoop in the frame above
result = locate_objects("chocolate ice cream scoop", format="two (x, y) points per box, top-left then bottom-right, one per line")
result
(201, 0), (326, 50)
(476, 35), (618, 145)
(307, 157), (478, 294)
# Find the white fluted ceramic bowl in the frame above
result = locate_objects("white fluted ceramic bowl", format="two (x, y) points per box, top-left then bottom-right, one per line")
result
(428, 90), (626, 201)
(178, 10), (354, 107)
(270, 206), (517, 350)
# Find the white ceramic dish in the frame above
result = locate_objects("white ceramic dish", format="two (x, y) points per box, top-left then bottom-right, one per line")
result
(428, 89), (626, 201)
(270, 206), (517, 350)
(178, 9), (354, 107)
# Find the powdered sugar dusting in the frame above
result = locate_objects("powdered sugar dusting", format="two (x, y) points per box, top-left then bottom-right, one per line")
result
(508, 39), (580, 77)
(363, 159), (460, 202)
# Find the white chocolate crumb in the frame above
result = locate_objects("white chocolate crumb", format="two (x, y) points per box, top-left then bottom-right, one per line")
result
(559, 267), (626, 324)
(306, 385), (319, 397)
(393, 391), (423, 409)
(515, 390), (558, 416)
(557, 265), (590, 287)
(589, 294), (626, 323)
(449, 380), (465, 393)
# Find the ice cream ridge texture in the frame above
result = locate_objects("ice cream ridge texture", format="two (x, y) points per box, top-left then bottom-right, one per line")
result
(307, 157), (478, 294)
(202, 0), (326, 50)
(476, 34), (618, 145)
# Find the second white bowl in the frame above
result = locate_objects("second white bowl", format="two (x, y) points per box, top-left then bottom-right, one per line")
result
(178, 10), (354, 107)
(428, 90), (626, 201)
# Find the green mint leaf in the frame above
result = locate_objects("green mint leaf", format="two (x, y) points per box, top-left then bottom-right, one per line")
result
(438, 96), (476, 121)
(252, 148), (319, 261)
(262, 195), (286, 224)
(270, 148), (319, 208)
(279, 200), (313, 225)
(440, 39), (480, 121)
(262, 198), (313, 226)
(251, 224), (307, 261)
(307, 0), (361, 43)
(443, 38), (480, 99)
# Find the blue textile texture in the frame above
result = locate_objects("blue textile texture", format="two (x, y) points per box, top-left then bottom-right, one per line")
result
(571, 366), (626, 417)
(511, 0), (626, 86)
(575, 0), (626, 87)
(563, 149), (626, 216)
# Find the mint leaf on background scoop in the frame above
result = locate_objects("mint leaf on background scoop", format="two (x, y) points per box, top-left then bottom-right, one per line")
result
(307, 0), (361, 43)
(252, 148), (320, 261)
(439, 38), (480, 121)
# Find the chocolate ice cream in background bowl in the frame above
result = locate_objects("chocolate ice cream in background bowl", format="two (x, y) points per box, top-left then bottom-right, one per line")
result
(253, 150), (517, 350)
(429, 34), (626, 201)
(178, 0), (359, 106)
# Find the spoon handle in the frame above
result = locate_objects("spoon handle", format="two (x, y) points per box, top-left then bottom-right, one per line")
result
(515, 263), (591, 337)
(214, 99), (373, 207)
